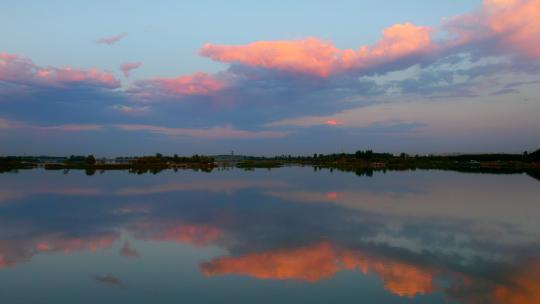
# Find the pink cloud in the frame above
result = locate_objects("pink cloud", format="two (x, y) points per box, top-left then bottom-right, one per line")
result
(324, 120), (339, 126)
(368, 23), (434, 60)
(0, 53), (120, 88)
(136, 72), (224, 97)
(326, 192), (339, 200)
(199, 1), (539, 77)
(199, 23), (434, 77)
(445, 0), (540, 58)
(36, 67), (119, 88)
(114, 124), (288, 139)
(95, 33), (128, 45)
(200, 38), (344, 77)
(120, 61), (142, 78)
(483, 0), (540, 58)
(0, 53), (38, 82)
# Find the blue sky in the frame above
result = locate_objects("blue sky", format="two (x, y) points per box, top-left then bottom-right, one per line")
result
(1, 0), (540, 156)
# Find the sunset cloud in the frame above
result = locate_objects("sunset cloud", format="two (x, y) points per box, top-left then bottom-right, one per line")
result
(0, 53), (120, 89)
(132, 72), (224, 98)
(199, 1), (540, 80)
(484, 0), (540, 58)
(200, 23), (434, 77)
(445, 0), (540, 58)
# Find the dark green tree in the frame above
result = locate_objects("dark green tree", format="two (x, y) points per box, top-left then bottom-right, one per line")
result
(86, 155), (96, 165)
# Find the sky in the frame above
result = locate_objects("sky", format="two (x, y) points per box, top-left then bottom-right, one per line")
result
(1, 0), (540, 156)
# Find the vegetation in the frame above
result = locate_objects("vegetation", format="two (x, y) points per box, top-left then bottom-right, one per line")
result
(231, 149), (540, 181)
(2, 149), (539, 178)
(42, 153), (215, 174)
(0, 156), (38, 173)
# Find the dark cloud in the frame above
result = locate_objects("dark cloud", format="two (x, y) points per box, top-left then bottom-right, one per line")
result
(92, 275), (125, 288)
(94, 33), (128, 45)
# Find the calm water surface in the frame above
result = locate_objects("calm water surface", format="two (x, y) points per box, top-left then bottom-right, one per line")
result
(0, 167), (539, 303)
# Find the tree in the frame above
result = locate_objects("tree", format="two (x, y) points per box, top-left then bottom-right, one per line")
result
(528, 149), (540, 162)
(86, 155), (96, 165)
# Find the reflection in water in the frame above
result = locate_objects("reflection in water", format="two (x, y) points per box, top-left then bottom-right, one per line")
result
(491, 261), (540, 304)
(130, 221), (223, 247)
(120, 242), (140, 258)
(92, 274), (125, 288)
(201, 241), (435, 297)
(0, 233), (118, 268)
(0, 168), (539, 303)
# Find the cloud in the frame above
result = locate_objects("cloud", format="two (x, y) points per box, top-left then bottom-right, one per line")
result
(114, 124), (288, 139)
(95, 33), (128, 45)
(112, 104), (151, 114)
(198, 1), (539, 80)
(0, 118), (104, 132)
(34, 124), (104, 132)
(0, 118), (288, 139)
(131, 72), (224, 99)
(324, 120), (339, 126)
(486, 0), (540, 58)
(119, 62), (142, 78)
(0, 53), (120, 89)
(444, 0), (540, 58)
(200, 23), (434, 77)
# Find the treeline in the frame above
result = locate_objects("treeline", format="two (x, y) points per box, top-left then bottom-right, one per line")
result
(0, 156), (38, 172)
(230, 149), (540, 174)
(266, 149), (540, 163)
(130, 153), (214, 165)
(3, 149), (539, 174)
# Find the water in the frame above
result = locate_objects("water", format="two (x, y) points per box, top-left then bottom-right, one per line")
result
(0, 167), (539, 303)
